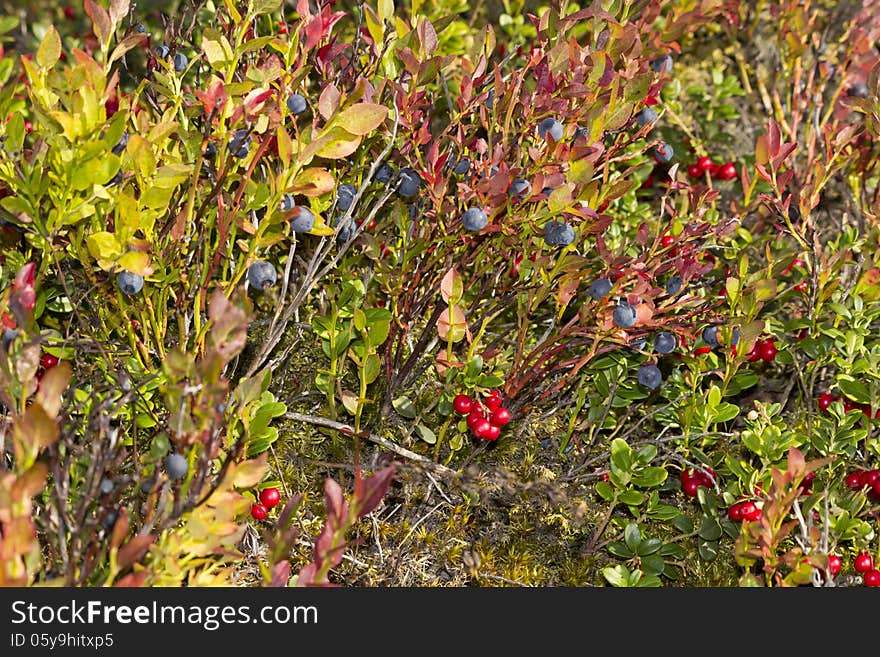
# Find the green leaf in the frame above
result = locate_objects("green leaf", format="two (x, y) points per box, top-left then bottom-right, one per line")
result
(253, 0), (283, 13)
(602, 565), (630, 587)
(697, 539), (719, 562)
(624, 523), (641, 553)
(334, 103), (388, 136)
(607, 541), (635, 559)
(595, 481), (614, 501)
(698, 515), (722, 541)
(392, 396), (417, 419)
(640, 554), (665, 577)
(610, 438), (633, 474)
(618, 490), (644, 506)
(414, 424), (436, 444)
(631, 466), (667, 488)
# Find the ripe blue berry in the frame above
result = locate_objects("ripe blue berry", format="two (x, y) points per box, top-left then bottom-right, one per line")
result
(336, 184), (357, 212)
(613, 301), (637, 328)
(653, 142), (674, 163)
(451, 157), (471, 175)
(135, 23), (147, 34)
(287, 93), (307, 115)
(335, 215), (356, 242)
(247, 260), (277, 290)
(230, 129), (251, 158)
(538, 117), (564, 141)
(173, 53), (188, 72)
(653, 331), (677, 354)
(702, 325), (719, 347)
(666, 275), (683, 296)
(204, 142), (216, 159)
(650, 54), (673, 74)
(99, 479), (114, 495)
(635, 108), (658, 126)
(396, 167), (421, 198)
(637, 364), (663, 389)
(509, 178), (532, 201)
(375, 162), (395, 183)
(164, 453), (188, 480)
(280, 193), (295, 212)
(589, 278), (613, 300)
(155, 44), (170, 59)
(290, 206), (315, 233)
(462, 207), (488, 232)
(112, 132), (129, 155)
(117, 271), (144, 296)
(544, 221), (575, 246)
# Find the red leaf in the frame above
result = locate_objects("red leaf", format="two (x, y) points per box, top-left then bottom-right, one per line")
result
(323, 477), (347, 523)
(270, 561), (291, 587)
(767, 119), (781, 157)
(356, 465), (396, 517)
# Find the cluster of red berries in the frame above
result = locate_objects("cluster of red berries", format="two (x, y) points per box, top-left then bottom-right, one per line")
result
(855, 551), (880, 586)
(680, 467), (715, 497)
(727, 499), (763, 522)
(819, 392), (880, 419)
(250, 487), (281, 521)
(743, 337), (777, 362)
(846, 468), (880, 500)
(453, 390), (511, 441)
(686, 157), (737, 182)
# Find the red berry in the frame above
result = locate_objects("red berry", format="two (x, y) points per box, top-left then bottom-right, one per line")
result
(259, 487), (281, 509)
(660, 234), (675, 248)
(250, 503), (268, 520)
(490, 406), (511, 427)
(687, 163), (703, 179)
(452, 394), (473, 415)
(865, 569), (880, 587)
(680, 468), (693, 485)
(484, 393), (503, 411)
(738, 501), (757, 521)
(481, 424), (501, 441)
(697, 156), (714, 172)
(817, 393), (835, 411)
(854, 552), (874, 573)
(758, 339), (777, 362)
(846, 471), (864, 490)
(40, 353), (59, 369)
(708, 164), (721, 177)
(694, 346), (712, 356)
(865, 469), (880, 487)
(466, 409), (486, 430)
(683, 478), (700, 497)
(717, 162), (737, 180)
(794, 281), (808, 292)
(471, 418), (493, 438)
(64, 5), (75, 20)
(828, 554), (842, 576)
(728, 502), (744, 521)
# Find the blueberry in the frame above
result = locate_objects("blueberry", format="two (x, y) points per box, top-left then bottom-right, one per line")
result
(230, 129), (251, 158)
(541, 186), (555, 196)
(574, 126), (590, 139)
(462, 207), (488, 232)
(486, 89), (494, 109)
(375, 162), (395, 183)
(702, 325), (718, 347)
(453, 157), (471, 175)
(613, 301), (637, 328)
(847, 83), (869, 98)
(140, 480), (153, 494)
(173, 53), (188, 72)
(117, 271), (144, 296)
(509, 178), (532, 201)
(588, 277), (613, 300)
(666, 275), (682, 296)
(543, 221), (575, 246)
(396, 167), (421, 198)
(653, 331), (677, 354)
(102, 508), (120, 530)
(730, 327), (740, 346)
(99, 478), (114, 495)
(1, 328), (17, 352)
(335, 215), (356, 241)
(287, 93), (307, 115)
(107, 170), (123, 186)
(155, 44), (170, 59)
(280, 193), (295, 212)
(135, 23), (147, 34)
(247, 260), (277, 290)
(336, 183), (357, 212)
(204, 142), (216, 159)
(537, 117), (564, 141)
(164, 453), (188, 481)
(112, 131), (129, 155)
(627, 336), (647, 353)
(653, 142), (674, 163)
(788, 205), (801, 222)
(635, 108), (658, 126)
(290, 206), (315, 233)
(637, 364), (663, 390)
(650, 54), (673, 74)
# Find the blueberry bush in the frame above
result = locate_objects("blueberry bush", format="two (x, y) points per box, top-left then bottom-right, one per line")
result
(0, 0), (879, 587)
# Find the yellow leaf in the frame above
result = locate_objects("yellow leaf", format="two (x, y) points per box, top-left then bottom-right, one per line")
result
(117, 251), (152, 276)
(289, 167), (335, 196)
(335, 102), (388, 136)
(36, 26), (61, 69)
(231, 453), (268, 489)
